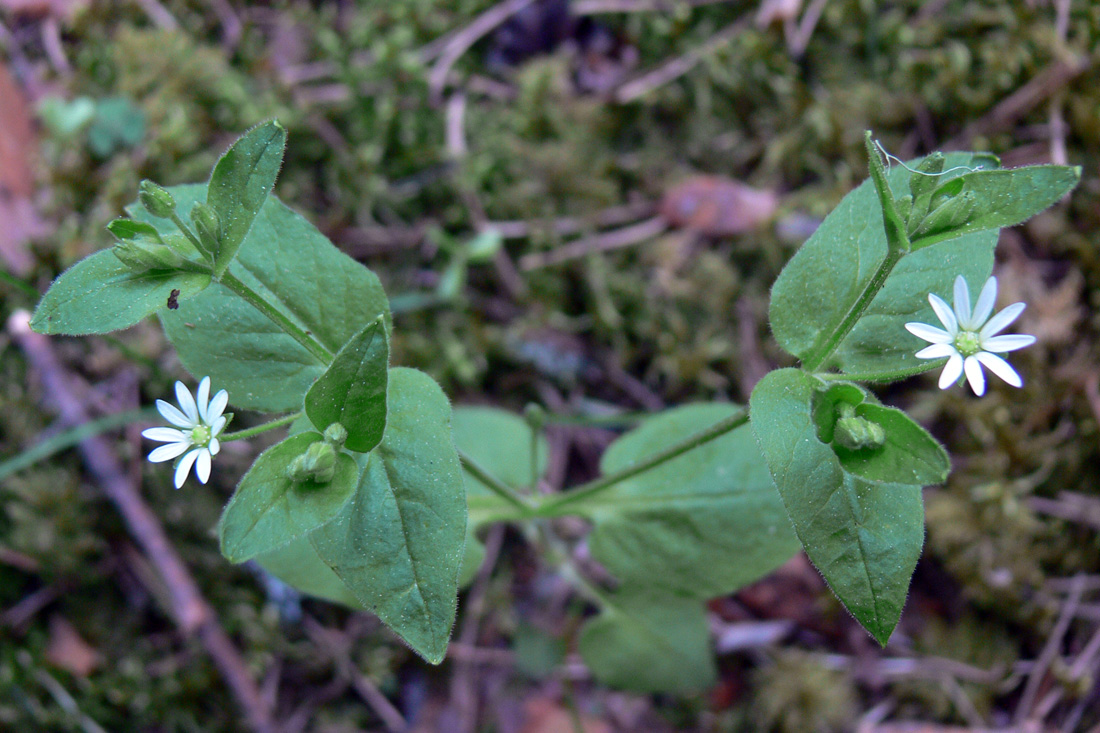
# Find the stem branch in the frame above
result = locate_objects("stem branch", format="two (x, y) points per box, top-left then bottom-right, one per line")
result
(221, 412), (302, 442)
(459, 450), (537, 512)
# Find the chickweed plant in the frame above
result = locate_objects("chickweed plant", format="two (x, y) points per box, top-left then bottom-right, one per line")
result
(31, 123), (1080, 691)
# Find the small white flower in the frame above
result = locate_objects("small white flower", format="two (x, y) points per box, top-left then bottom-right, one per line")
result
(142, 377), (228, 488)
(905, 275), (1036, 396)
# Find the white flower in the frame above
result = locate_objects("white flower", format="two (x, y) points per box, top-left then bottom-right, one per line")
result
(142, 377), (228, 488)
(905, 275), (1036, 396)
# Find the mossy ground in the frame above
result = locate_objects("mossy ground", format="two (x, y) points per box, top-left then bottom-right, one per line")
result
(2, 0), (1099, 730)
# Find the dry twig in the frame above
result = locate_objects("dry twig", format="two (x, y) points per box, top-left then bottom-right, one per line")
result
(518, 215), (667, 270)
(427, 0), (539, 99)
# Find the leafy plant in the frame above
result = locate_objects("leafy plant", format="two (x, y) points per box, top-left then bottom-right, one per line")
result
(31, 123), (1079, 685)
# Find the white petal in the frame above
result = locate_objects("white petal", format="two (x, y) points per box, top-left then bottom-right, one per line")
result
(916, 343), (958, 359)
(207, 438), (221, 456)
(929, 293), (958, 334)
(195, 450), (211, 484)
(209, 415), (227, 438)
(156, 399), (193, 428)
(149, 441), (191, 463)
(971, 276), (998, 329)
(142, 427), (188, 443)
(174, 449), (200, 489)
(964, 355), (986, 396)
(980, 302), (1026, 339)
(196, 377), (211, 423)
(953, 275), (972, 329)
(938, 354), (964, 389)
(906, 322), (953, 344)
(175, 381), (199, 423)
(206, 390), (229, 423)
(981, 334), (1036, 353)
(975, 351), (1023, 387)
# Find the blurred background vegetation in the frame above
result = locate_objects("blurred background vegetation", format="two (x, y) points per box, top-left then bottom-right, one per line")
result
(1, 0), (1099, 730)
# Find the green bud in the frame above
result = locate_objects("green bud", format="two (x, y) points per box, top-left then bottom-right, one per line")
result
(286, 441), (337, 484)
(913, 190), (976, 238)
(161, 233), (202, 260)
(895, 194), (913, 226)
(113, 237), (184, 272)
(190, 203), (221, 256)
(833, 415), (886, 452)
(138, 180), (177, 219)
(323, 422), (348, 448)
(928, 176), (965, 211)
(907, 152), (944, 199)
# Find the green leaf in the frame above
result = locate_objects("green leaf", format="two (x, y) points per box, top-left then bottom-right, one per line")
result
(909, 165), (1081, 250)
(30, 249), (211, 335)
(452, 406), (549, 587)
(836, 403), (949, 486)
(107, 218), (161, 241)
(254, 536), (366, 610)
(206, 121), (287, 278)
(219, 432), (358, 563)
(750, 369), (924, 646)
(574, 404), (799, 598)
(578, 590), (715, 694)
(146, 185), (390, 412)
(310, 368), (466, 664)
(770, 152), (997, 380)
(304, 318), (389, 453)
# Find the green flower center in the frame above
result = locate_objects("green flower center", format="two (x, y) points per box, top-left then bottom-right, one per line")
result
(955, 330), (982, 357)
(190, 425), (211, 446)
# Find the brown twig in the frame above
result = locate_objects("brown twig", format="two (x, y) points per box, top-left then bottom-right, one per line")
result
(8, 311), (275, 733)
(427, 0), (539, 99)
(787, 0), (828, 58)
(574, 0), (734, 13)
(1014, 574), (1087, 725)
(518, 215), (667, 270)
(488, 201), (656, 240)
(612, 17), (750, 103)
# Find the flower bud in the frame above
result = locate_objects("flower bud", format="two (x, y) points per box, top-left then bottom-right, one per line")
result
(287, 441), (337, 484)
(138, 180), (177, 219)
(113, 237), (185, 272)
(190, 203), (221, 256)
(907, 153), (944, 199)
(913, 190), (976, 238)
(323, 422), (348, 449)
(833, 415), (886, 452)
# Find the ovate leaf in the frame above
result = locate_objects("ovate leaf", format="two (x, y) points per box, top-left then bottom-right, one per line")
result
(219, 432), (357, 562)
(206, 120), (287, 278)
(578, 590), (715, 694)
(750, 369), (924, 646)
(304, 317), (389, 452)
(253, 536), (365, 610)
(30, 249), (210, 335)
(576, 404), (799, 598)
(146, 185), (390, 412)
(310, 368), (466, 664)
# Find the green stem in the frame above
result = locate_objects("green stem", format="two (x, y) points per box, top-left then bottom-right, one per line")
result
(220, 412), (302, 442)
(801, 248), (904, 372)
(220, 271), (333, 363)
(459, 450), (537, 512)
(168, 212), (210, 260)
(534, 409), (749, 516)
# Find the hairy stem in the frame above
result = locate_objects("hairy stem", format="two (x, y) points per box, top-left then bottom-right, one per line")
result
(221, 412), (302, 442)
(220, 272), (333, 363)
(459, 450), (537, 512)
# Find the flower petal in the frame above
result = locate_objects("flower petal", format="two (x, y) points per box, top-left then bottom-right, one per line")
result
(209, 415), (227, 438)
(964, 355), (986, 396)
(156, 399), (193, 428)
(175, 381), (199, 423)
(916, 343), (958, 359)
(142, 427), (188, 443)
(195, 450), (211, 484)
(906, 322), (953, 344)
(938, 354), (964, 389)
(982, 334), (1036, 353)
(207, 438), (220, 456)
(971, 276), (998, 329)
(953, 275), (972, 329)
(206, 390), (229, 424)
(196, 377), (211, 423)
(174, 449), (200, 489)
(975, 351), (1023, 387)
(149, 441), (191, 463)
(980, 302), (1026, 339)
(929, 293), (958, 334)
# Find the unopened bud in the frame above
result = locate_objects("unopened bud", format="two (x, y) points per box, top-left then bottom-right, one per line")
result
(113, 237), (184, 272)
(190, 203), (221, 256)
(833, 415), (886, 452)
(914, 190), (976, 239)
(138, 180), (177, 219)
(908, 153), (944, 199)
(323, 422), (348, 448)
(287, 441), (337, 484)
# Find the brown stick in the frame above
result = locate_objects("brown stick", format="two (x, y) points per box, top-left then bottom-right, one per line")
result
(427, 0), (539, 99)
(8, 311), (276, 733)
(518, 215), (667, 270)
